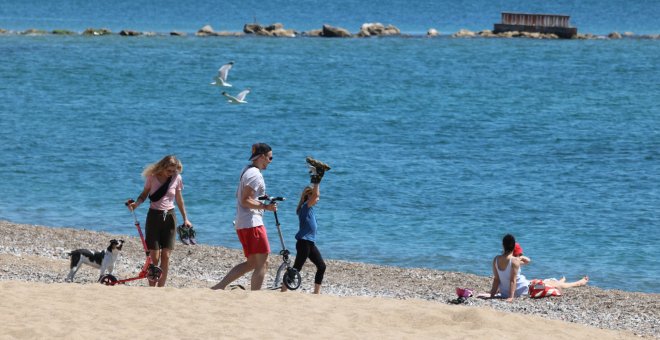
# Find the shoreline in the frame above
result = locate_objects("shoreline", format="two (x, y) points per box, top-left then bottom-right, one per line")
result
(0, 220), (658, 338)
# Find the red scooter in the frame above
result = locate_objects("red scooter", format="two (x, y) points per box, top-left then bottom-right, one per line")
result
(98, 199), (162, 285)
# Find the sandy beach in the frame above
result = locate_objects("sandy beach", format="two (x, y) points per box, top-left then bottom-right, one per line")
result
(0, 220), (657, 339)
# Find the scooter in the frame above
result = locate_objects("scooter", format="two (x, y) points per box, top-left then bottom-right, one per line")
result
(258, 195), (302, 290)
(98, 199), (163, 285)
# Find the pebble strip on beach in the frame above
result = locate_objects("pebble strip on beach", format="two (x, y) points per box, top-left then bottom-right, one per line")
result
(0, 220), (657, 338)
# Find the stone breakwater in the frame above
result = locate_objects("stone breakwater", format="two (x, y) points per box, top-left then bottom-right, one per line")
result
(0, 220), (658, 338)
(1, 23), (659, 40)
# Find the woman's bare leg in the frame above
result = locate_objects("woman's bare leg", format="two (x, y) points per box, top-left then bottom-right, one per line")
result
(149, 249), (161, 287)
(157, 249), (171, 287)
(545, 276), (589, 289)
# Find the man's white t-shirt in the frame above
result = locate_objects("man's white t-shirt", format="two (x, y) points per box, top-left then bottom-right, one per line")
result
(235, 166), (266, 229)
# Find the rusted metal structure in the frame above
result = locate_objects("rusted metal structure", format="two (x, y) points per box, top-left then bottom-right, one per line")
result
(494, 12), (578, 38)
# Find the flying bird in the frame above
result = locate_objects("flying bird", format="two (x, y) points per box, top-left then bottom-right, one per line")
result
(222, 89), (250, 104)
(211, 61), (234, 87)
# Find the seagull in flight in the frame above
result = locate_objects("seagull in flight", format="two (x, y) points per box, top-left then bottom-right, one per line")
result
(211, 61), (234, 87)
(222, 89), (250, 104)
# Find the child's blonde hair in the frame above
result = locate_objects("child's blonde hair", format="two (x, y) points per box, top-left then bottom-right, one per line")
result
(296, 186), (314, 215)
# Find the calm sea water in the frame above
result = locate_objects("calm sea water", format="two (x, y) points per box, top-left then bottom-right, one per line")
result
(1, 1), (659, 293)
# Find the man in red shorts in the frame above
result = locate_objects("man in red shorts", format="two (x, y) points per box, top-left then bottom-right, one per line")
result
(212, 143), (277, 291)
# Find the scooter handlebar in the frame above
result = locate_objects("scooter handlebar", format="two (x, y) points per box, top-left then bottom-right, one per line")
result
(258, 195), (285, 202)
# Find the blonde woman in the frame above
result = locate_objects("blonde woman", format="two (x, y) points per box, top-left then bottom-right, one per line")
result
(127, 155), (192, 287)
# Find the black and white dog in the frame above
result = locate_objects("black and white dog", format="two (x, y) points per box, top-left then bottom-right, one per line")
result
(66, 239), (124, 282)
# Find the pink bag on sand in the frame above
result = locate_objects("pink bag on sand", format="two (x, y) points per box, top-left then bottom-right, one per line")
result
(456, 287), (474, 298)
(449, 287), (474, 304)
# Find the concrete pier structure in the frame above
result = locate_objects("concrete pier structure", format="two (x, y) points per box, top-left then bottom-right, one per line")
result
(494, 12), (578, 39)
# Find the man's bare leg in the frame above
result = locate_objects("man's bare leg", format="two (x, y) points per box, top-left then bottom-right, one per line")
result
(211, 254), (263, 290)
(250, 253), (269, 290)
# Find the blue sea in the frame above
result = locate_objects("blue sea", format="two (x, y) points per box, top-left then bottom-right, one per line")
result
(1, 1), (658, 293)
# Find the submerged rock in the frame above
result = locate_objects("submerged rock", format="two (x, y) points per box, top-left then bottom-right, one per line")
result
(574, 33), (598, 39)
(196, 25), (215, 36)
(243, 23), (263, 34)
(266, 23), (284, 31)
(478, 29), (497, 37)
(52, 29), (76, 35)
(268, 23), (296, 37)
(243, 23), (295, 37)
(214, 31), (245, 37)
(119, 30), (142, 36)
(321, 24), (351, 37)
(497, 30), (519, 38)
(197, 25), (243, 37)
(452, 29), (476, 38)
(170, 31), (186, 36)
(427, 28), (440, 37)
(639, 34), (660, 39)
(608, 32), (622, 39)
(357, 23), (400, 37)
(302, 29), (323, 37)
(518, 31), (558, 39)
(21, 28), (48, 35)
(83, 28), (112, 36)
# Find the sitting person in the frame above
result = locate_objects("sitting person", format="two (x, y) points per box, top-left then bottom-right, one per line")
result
(489, 234), (589, 302)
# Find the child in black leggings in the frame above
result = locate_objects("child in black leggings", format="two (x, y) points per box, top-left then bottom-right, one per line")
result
(284, 157), (330, 294)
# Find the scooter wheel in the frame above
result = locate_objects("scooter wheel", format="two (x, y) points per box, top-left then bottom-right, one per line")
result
(283, 268), (301, 290)
(147, 265), (163, 283)
(99, 274), (118, 286)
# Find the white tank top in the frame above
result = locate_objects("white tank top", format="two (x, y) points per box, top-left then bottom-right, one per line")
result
(495, 256), (530, 298)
